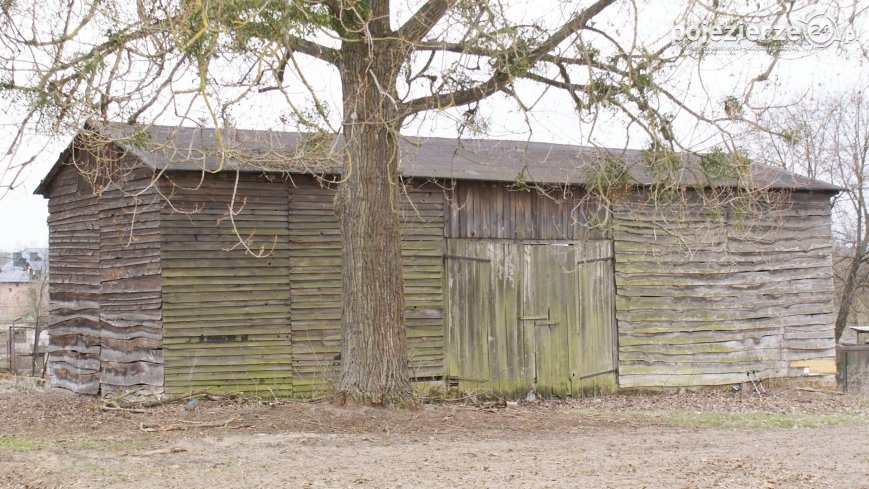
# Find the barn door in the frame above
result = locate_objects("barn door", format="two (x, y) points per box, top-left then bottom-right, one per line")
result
(521, 244), (576, 398)
(569, 240), (618, 396)
(446, 241), (518, 393)
(446, 239), (617, 398)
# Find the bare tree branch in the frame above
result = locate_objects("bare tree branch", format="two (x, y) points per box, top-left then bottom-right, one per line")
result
(400, 0), (617, 116)
(284, 33), (340, 65)
(395, 0), (455, 45)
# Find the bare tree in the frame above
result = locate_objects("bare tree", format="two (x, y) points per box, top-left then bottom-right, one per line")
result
(0, 0), (862, 404)
(750, 89), (869, 342)
(24, 264), (48, 375)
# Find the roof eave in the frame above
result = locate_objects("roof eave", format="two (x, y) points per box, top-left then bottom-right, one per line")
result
(33, 144), (72, 197)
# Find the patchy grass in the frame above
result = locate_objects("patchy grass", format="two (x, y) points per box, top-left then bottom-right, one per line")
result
(65, 438), (133, 452)
(54, 463), (107, 477)
(0, 435), (133, 453)
(574, 409), (869, 429)
(0, 436), (46, 452)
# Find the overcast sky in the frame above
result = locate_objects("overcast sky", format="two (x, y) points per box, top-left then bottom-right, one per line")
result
(0, 3), (866, 251)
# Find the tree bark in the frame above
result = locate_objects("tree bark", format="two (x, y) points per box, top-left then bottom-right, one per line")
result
(834, 245), (866, 342)
(31, 316), (40, 376)
(333, 39), (412, 406)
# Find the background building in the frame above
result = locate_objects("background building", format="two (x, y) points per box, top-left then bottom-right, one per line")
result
(0, 248), (47, 324)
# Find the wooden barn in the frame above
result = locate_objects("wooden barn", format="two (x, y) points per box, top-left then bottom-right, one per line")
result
(34, 124), (841, 398)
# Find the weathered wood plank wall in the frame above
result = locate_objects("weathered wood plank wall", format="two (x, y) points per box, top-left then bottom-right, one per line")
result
(287, 177), (340, 394)
(160, 172), (293, 397)
(45, 161), (102, 394)
(613, 191), (837, 387)
(98, 165), (163, 396)
(400, 182), (446, 379)
(155, 173), (443, 397)
(446, 181), (606, 240)
(288, 176), (445, 395)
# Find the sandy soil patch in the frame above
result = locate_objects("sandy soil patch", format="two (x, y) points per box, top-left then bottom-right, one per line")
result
(1, 380), (866, 488)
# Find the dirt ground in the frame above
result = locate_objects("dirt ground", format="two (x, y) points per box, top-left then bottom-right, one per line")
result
(1, 378), (867, 489)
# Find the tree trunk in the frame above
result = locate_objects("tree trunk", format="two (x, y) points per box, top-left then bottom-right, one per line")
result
(333, 39), (412, 406)
(31, 317), (40, 376)
(834, 246), (865, 342)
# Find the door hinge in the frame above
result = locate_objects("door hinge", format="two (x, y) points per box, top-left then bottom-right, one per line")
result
(576, 256), (613, 266)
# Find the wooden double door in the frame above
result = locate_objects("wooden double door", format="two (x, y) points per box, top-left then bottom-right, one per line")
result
(446, 239), (617, 398)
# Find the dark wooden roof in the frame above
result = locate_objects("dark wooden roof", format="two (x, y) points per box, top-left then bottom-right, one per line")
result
(35, 123), (842, 195)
